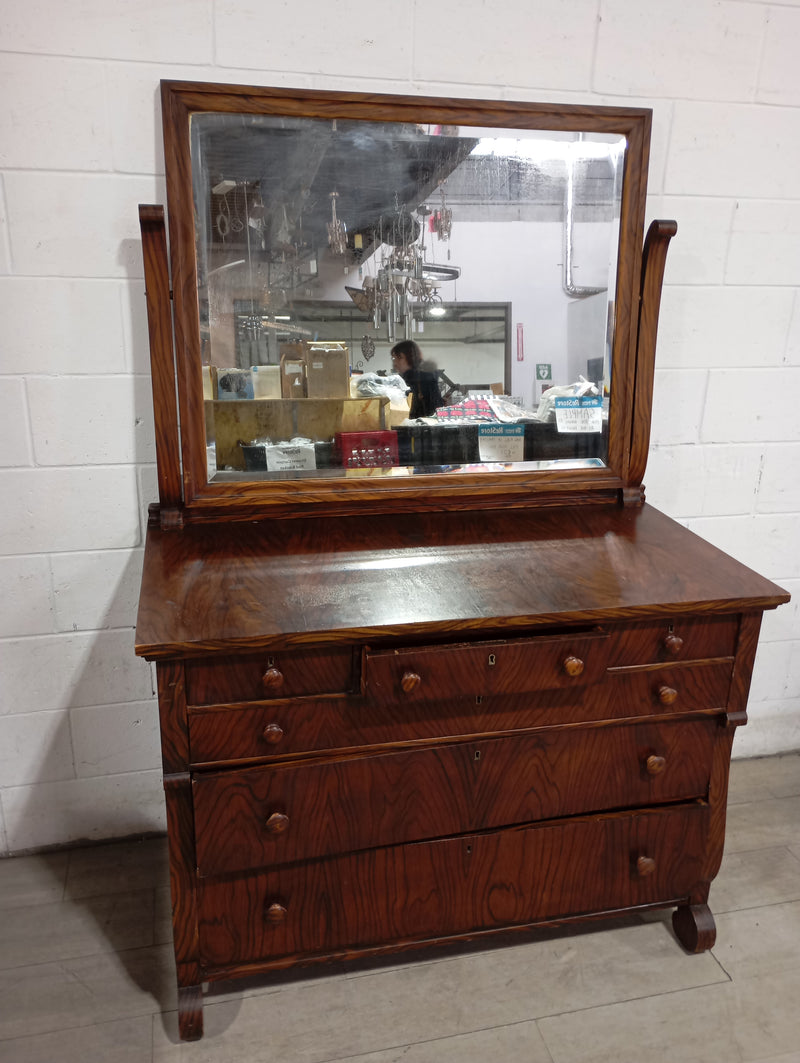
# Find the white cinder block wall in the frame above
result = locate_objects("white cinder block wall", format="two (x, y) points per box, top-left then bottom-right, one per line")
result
(1, 0), (798, 855)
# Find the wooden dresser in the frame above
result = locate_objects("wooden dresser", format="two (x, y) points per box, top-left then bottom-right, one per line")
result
(135, 82), (789, 1040)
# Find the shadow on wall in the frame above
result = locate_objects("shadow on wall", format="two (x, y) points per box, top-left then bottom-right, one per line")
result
(4, 227), (169, 859)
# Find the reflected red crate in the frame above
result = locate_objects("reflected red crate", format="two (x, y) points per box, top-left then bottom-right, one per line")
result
(335, 430), (398, 468)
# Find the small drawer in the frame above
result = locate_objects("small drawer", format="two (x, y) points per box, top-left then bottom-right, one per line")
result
(364, 630), (608, 705)
(607, 616), (738, 667)
(197, 802), (710, 967)
(608, 661), (733, 716)
(192, 717), (716, 876)
(184, 647), (355, 706)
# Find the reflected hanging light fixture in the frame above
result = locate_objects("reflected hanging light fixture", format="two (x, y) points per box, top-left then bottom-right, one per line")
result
(327, 191), (348, 256)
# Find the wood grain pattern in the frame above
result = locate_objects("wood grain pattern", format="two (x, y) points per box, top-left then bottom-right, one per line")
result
(605, 615), (739, 666)
(726, 611), (764, 726)
(163, 773), (201, 974)
(192, 718), (716, 875)
(625, 220), (678, 493)
(177, 981), (203, 1042)
(185, 646), (356, 706)
(606, 661), (733, 718)
(186, 686), (607, 765)
(155, 660), (189, 772)
(135, 504), (789, 659)
(363, 630), (608, 703)
(672, 902), (716, 953)
(196, 803), (709, 968)
(138, 205), (182, 510)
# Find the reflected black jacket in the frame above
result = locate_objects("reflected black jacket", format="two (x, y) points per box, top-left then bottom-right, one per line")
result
(402, 368), (444, 418)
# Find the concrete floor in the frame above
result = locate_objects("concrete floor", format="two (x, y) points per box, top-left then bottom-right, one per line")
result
(0, 753), (798, 1062)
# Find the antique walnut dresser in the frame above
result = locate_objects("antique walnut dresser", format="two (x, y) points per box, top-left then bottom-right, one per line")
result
(135, 82), (789, 1041)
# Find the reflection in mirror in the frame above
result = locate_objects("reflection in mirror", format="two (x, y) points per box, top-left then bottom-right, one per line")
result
(190, 113), (625, 481)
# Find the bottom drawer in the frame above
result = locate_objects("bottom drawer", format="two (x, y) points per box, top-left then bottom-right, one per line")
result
(197, 802), (709, 969)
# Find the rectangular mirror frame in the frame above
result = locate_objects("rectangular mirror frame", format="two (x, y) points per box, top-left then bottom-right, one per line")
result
(158, 80), (652, 520)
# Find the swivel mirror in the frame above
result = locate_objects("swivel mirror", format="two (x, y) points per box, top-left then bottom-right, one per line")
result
(154, 83), (652, 518)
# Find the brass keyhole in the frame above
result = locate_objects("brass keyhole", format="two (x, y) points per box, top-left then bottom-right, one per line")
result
(476, 695), (483, 705)
(488, 654), (496, 666)
(474, 750), (481, 761)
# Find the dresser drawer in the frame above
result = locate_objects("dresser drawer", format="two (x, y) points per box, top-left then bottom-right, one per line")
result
(197, 802), (710, 968)
(364, 630), (608, 705)
(192, 717), (716, 876)
(607, 616), (738, 667)
(188, 684), (613, 765)
(608, 661), (732, 716)
(185, 647), (356, 706)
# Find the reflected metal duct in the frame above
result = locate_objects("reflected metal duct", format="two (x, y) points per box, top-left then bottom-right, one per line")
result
(563, 139), (607, 299)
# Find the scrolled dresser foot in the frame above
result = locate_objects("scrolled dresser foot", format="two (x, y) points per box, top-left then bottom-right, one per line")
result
(178, 984), (204, 1041)
(672, 903), (716, 953)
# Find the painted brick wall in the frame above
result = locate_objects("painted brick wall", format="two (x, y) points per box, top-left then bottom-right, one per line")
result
(1, 0), (797, 854)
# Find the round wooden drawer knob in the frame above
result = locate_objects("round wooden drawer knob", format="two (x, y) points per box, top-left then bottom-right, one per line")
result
(637, 856), (656, 877)
(658, 685), (678, 706)
(563, 656), (585, 678)
(401, 671), (422, 693)
(265, 902), (287, 925)
(663, 633), (684, 657)
(646, 754), (667, 776)
(262, 667), (285, 692)
(265, 812), (290, 834)
(262, 722), (285, 745)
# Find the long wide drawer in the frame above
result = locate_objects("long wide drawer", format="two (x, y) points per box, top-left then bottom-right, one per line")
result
(188, 684), (614, 765)
(363, 630), (608, 704)
(192, 717), (717, 876)
(197, 802), (710, 968)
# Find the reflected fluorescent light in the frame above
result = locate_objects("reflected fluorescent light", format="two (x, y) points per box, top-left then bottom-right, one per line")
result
(470, 137), (625, 162)
(428, 306), (446, 317)
(274, 315), (291, 320)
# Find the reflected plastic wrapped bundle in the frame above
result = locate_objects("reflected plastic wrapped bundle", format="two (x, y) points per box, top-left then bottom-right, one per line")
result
(534, 376), (599, 422)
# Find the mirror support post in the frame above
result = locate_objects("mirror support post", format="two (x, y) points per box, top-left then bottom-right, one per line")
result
(139, 205), (184, 527)
(624, 219), (678, 504)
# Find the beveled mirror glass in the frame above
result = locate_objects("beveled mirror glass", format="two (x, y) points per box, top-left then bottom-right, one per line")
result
(161, 84), (650, 512)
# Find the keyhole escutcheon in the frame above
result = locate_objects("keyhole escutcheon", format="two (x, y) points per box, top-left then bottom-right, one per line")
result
(488, 653), (496, 667)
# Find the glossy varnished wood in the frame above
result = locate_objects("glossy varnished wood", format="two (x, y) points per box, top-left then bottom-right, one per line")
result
(363, 630), (608, 703)
(138, 206), (182, 513)
(185, 646), (356, 705)
(192, 717), (716, 876)
(626, 220), (678, 495)
(606, 661), (734, 718)
(135, 504), (788, 658)
(196, 803), (709, 969)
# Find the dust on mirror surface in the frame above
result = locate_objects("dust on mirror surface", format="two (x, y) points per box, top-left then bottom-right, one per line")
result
(190, 111), (626, 482)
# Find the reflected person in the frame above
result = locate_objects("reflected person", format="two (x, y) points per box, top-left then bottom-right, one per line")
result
(390, 340), (444, 418)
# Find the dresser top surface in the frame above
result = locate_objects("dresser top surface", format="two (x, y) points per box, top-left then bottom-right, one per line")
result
(135, 503), (788, 658)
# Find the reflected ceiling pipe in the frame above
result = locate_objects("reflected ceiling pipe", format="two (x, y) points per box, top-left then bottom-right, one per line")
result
(206, 259), (245, 276)
(563, 136), (607, 299)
